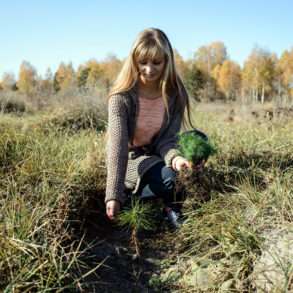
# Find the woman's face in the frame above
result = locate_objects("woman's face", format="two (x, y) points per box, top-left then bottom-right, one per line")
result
(137, 55), (166, 84)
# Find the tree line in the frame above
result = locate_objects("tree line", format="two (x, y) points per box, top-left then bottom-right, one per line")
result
(1, 43), (293, 103)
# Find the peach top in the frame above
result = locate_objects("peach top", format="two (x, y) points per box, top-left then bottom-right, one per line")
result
(132, 95), (165, 147)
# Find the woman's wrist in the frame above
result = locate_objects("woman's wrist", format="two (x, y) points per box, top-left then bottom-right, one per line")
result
(172, 155), (185, 171)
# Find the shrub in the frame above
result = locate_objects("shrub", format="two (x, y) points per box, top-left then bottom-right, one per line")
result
(0, 92), (27, 114)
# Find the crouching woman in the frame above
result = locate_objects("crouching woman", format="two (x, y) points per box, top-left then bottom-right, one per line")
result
(105, 28), (203, 225)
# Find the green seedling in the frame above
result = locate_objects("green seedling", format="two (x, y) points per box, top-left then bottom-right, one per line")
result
(177, 130), (216, 165)
(118, 198), (156, 257)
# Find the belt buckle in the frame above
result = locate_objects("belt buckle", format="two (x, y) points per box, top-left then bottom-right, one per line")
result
(129, 148), (141, 159)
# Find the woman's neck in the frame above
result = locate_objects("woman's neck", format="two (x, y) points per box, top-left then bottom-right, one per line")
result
(137, 79), (161, 97)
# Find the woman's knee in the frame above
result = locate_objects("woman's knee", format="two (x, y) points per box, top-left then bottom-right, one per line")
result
(161, 166), (176, 190)
(141, 162), (176, 194)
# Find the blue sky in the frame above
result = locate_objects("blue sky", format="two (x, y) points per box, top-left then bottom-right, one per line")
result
(1, 0), (292, 78)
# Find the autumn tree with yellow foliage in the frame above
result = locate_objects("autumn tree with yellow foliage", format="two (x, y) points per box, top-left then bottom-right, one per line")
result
(216, 60), (241, 101)
(242, 47), (276, 103)
(277, 48), (293, 100)
(17, 61), (38, 96)
(194, 42), (228, 100)
(38, 68), (54, 97)
(77, 59), (103, 89)
(1, 73), (16, 91)
(53, 62), (76, 92)
(99, 54), (122, 90)
(174, 49), (189, 79)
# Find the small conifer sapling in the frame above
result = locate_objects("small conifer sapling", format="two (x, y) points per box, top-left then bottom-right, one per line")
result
(177, 130), (216, 166)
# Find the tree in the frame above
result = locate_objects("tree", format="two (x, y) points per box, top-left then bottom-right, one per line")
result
(173, 49), (188, 79)
(242, 47), (276, 103)
(77, 59), (104, 90)
(17, 61), (38, 96)
(184, 62), (206, 101)
(277, 48), (293, 100)
(217, 60), (241, 100)
(1, 72), (17, 91)
(194, 42), (228, 100)
(86, 59), (103, 88)
(99, 54), (122, 90)
(54, 62), (76, 92)
(77, 65), (90, 88)
(38, 68), (54, 96)
(194, 41), (228, 73)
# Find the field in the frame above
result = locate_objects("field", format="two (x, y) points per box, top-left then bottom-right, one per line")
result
(0, 98), (292, 292)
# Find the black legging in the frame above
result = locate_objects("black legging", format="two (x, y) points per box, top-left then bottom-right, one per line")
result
(134, 161), (177, 206)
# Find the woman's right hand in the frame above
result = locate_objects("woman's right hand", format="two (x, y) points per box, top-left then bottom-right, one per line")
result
(106, 200), (120, 220)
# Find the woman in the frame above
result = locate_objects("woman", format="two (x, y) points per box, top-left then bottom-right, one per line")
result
(105, 28), (204, 227)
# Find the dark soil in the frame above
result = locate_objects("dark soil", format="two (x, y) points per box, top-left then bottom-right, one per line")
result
(74, 201), (178, 293)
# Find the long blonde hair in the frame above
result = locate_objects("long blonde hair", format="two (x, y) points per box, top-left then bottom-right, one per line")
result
(108, 27), (194, 129)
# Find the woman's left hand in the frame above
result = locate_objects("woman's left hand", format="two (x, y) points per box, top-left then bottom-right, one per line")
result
(172, 156), (192, 171)
(172, 156), (206, 172)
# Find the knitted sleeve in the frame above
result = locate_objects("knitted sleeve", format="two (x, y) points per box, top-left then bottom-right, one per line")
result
(105, 94), (129, 205)
(154, 109), (183, 167)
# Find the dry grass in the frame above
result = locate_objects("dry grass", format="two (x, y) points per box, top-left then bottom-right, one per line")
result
(153, 102), (293, 292)
(0, 100), (292, 292)
(0, 114), (107, 291)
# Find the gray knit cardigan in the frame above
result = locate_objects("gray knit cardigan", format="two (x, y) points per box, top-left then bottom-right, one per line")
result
(105, 84), (184, 205)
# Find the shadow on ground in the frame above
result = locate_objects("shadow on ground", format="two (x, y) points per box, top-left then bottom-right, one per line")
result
(67, 193), (176, 292)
